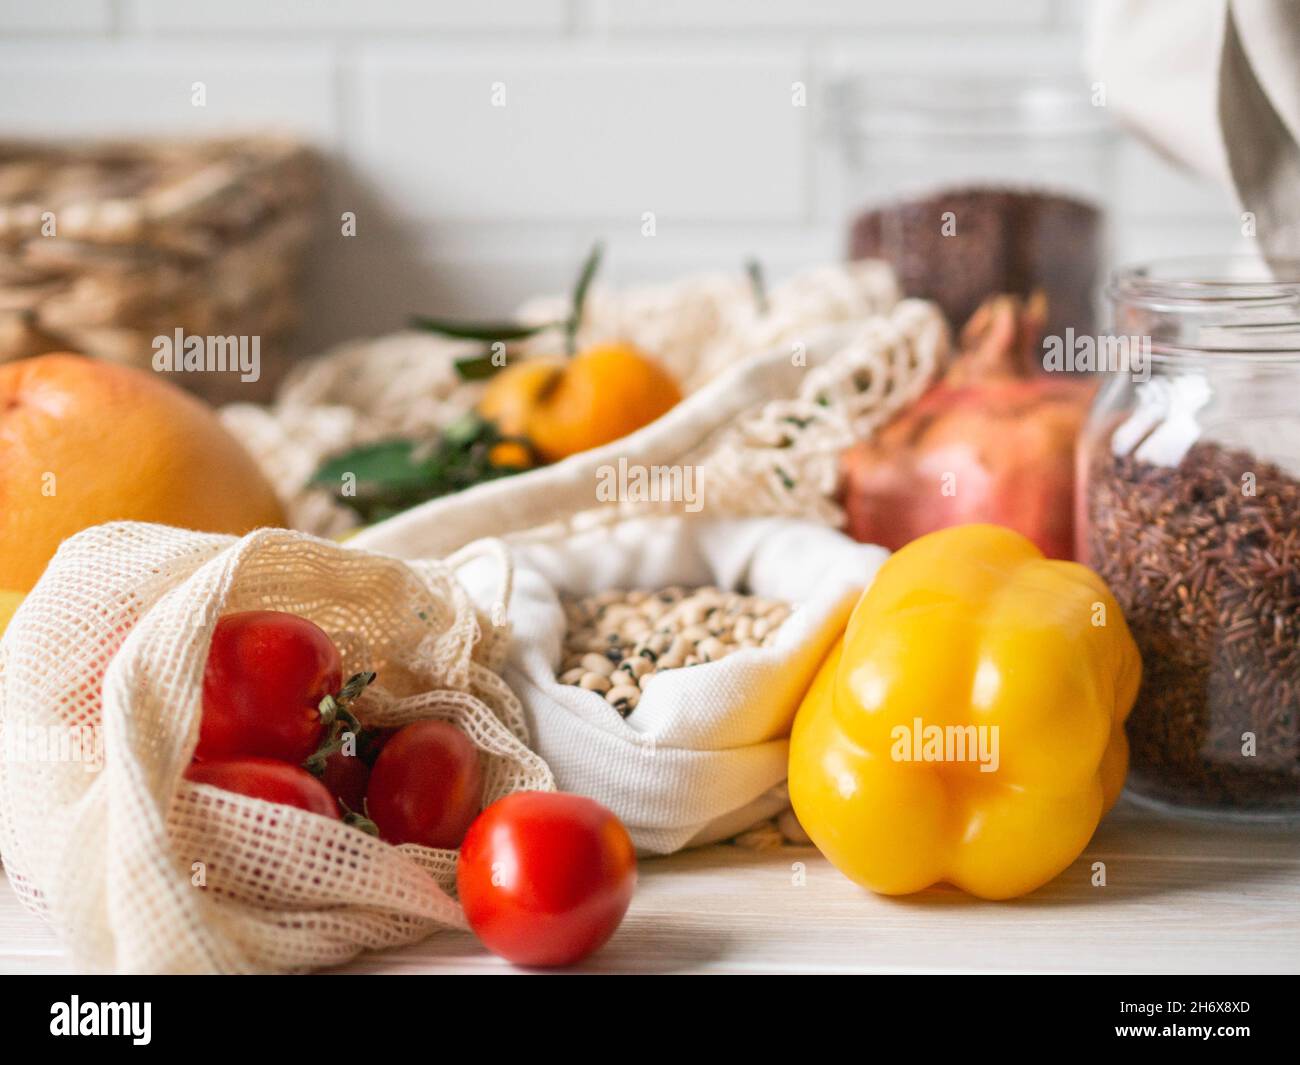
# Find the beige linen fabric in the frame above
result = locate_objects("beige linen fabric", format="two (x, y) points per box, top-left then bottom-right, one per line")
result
(1089, 0), (1300, 255)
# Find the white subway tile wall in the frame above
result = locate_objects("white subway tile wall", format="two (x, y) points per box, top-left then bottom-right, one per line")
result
(0, 0), (1242, 354)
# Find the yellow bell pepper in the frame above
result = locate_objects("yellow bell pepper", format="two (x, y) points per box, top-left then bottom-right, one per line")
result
(789, 524), (1140, 900)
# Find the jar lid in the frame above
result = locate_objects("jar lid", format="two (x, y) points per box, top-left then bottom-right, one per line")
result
(1111, 256), (1300, 358)
(831, 74), (1112, 140)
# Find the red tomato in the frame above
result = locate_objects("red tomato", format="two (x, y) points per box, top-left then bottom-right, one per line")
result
(184, 757), (340, 819)
(365, 726), (397, 758)
(366, 720), (483, 849)
(457, 792), (636, 967)
(317, 748), (370, 813)
(197, 610), (342, 763)
(309, 726), (390, 816)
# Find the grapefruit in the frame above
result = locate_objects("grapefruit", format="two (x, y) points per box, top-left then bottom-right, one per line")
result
(0, 589), (20, 637)
(0, 353), (285, 591)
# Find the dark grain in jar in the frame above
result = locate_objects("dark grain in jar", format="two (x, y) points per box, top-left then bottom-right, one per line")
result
(1086, 441), (1300, 812)
(848, 185), (1101, 344)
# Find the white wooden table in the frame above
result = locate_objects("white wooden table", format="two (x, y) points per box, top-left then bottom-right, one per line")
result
(2, 800), (1297, 974)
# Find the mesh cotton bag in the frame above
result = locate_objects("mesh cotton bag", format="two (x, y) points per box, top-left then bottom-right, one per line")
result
(0, 522), (553, 973)
(346, 303), (947, 559)
(454, 516), (889, 854)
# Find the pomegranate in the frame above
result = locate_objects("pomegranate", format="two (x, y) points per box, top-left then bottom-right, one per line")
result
(840, 292), (1095, 560)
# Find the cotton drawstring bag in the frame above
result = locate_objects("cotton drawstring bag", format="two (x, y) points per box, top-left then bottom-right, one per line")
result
(0, 522), (552, 974)
(452, 516), (889, 854)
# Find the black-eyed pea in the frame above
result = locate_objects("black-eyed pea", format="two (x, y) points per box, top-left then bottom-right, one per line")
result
(699, 637), (726, 661)
(561, 587), (790, 695)
(620, 617), (650, 638)
(607, 684), (640, 706)
(580, 652), (615, 676)
(679, 602), (709, 626)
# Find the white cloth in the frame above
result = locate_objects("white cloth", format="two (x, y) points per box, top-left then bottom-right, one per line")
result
(1089, 0), (1300, 254)
(454, 517), (888, 854)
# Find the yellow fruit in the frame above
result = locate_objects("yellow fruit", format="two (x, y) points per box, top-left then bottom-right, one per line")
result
(486, 440), (534, 469)
(0, 353), (286, 592)
(478, 342), (681, 464)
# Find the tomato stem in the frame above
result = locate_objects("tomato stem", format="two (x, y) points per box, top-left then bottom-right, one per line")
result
(304, 671), (378, 774)
(303, 727), (350, 774)
(340, 799), (379, 837)
(318, 670), (377, 728)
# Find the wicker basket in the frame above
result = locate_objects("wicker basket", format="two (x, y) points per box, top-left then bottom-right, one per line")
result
(0, 135), (319, 403)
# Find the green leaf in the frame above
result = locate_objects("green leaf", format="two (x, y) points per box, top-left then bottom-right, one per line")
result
(454, 350), (508, 381)
(310, 419), (532, 525)
(565, 241), (604, 356)
(311, 439), (435, 493)
(442, 411), (492, 447)
(408, 315), (553, 342)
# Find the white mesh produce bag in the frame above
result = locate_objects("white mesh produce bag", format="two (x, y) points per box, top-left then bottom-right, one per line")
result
(452, 516), (889, 854)
(345, 304), (947, 557)
(0, 522), (553, 974)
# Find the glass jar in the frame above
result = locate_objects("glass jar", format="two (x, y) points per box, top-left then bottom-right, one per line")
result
(830, 74), (1114, 347)
(1079, 257), (1300, 821)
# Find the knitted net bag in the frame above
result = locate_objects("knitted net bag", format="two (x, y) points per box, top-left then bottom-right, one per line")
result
(0, 523), (552, 973)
